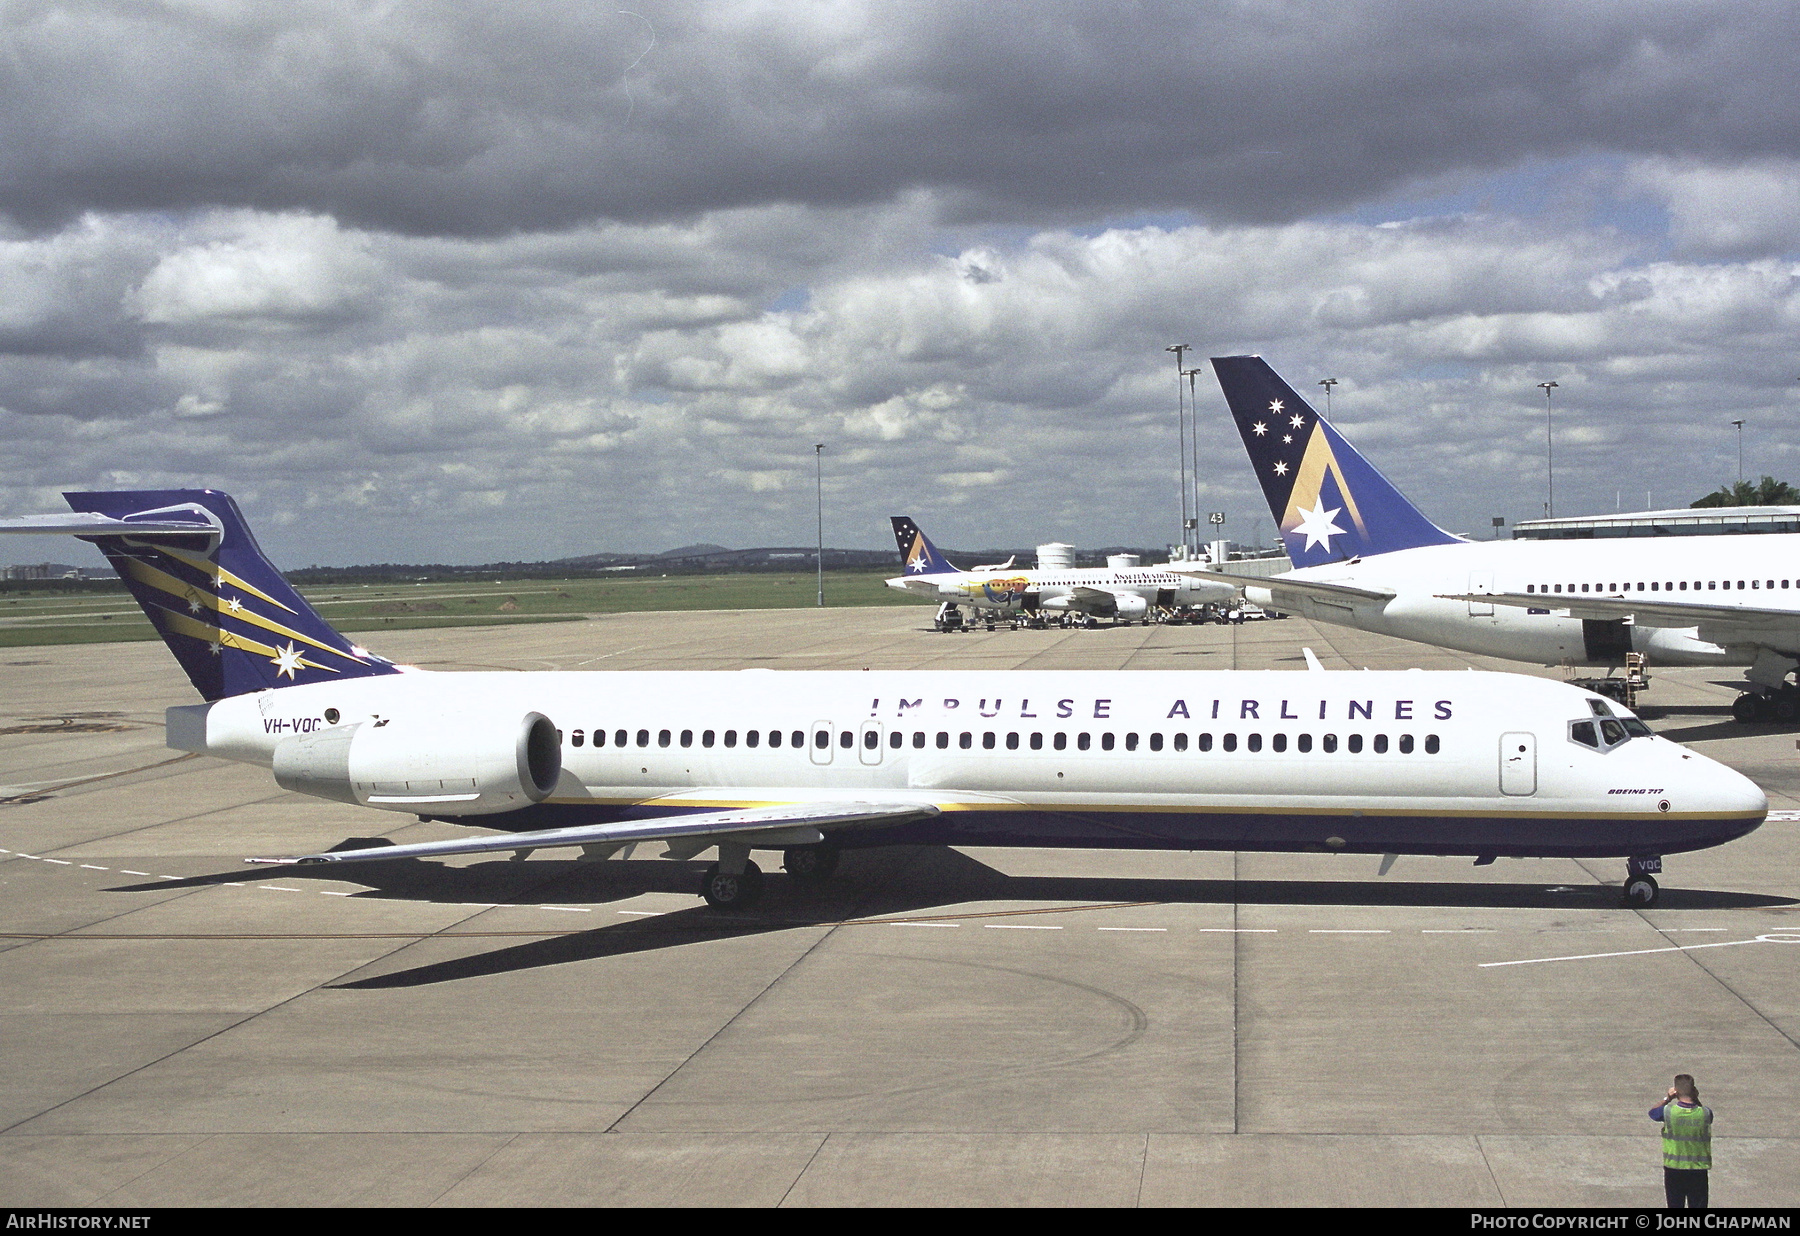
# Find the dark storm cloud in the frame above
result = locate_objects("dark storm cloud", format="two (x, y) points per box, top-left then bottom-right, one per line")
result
(5, 1), (1799, 235)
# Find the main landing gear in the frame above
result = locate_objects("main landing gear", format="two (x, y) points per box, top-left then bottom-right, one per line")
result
(1732, 688), (1800, 724)
(699, 859), (763, 909)
(698, 842), (842, 909)
(1622, 855), (1663, 908)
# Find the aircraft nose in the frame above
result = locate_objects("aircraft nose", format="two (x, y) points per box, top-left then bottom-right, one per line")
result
(1670, 744), (1766, 819)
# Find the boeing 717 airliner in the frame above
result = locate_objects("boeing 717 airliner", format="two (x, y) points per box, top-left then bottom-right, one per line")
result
(0, 490), (1768, 909)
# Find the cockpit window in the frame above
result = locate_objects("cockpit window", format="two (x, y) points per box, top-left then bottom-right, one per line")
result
(1587, 699), (1614, 717)
(1570, 714), (1642, 751)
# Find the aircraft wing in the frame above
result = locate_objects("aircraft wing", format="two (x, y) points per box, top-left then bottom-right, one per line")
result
(1438, 591), (1800, 646)
(248, 800), (940, 866)
(1170, 568), (1393, 606)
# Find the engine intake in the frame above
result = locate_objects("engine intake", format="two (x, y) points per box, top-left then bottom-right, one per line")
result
(273, 711), (560, 816)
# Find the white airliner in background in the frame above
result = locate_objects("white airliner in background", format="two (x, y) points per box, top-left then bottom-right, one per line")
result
(0, 490), (1768, 909)
(1184, 356), (1800, 723)
(886, 516), (1237, 625)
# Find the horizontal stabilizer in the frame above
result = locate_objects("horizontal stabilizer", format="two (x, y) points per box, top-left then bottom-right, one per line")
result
(0, 506), (221, 538)
(248, 800), (941, 866)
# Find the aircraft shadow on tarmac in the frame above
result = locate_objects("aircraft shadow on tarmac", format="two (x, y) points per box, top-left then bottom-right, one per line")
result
(108, 844), (1797, 989)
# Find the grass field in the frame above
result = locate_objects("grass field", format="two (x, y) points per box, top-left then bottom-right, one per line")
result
(0, 570), (920, 649)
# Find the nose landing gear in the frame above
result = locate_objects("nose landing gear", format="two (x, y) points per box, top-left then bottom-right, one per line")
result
(1623, 855), (1662, 907)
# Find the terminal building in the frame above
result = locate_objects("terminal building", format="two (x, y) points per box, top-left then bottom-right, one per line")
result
(1510, 506), (1800, 540)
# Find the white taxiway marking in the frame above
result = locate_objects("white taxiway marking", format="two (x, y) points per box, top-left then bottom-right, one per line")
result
(1097, 927), (1167, 932)
(259, 885), (301, 892)
(889, 921), (960, 928)
(320, 891), (352, 897)
(616, 910), (660, 916)
(42, 859), (69, 865)
(1422, 928), (1496, 934)
(1482, 934), (1800, 968)
(121, 870), (149, 876)
(538, 906), (590, 913)
(79, 865), (107, 871)
(984, 923), (1062, 930)
(1310, 929), (1389, 934)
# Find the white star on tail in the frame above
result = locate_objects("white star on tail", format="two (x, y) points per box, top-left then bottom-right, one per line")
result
(1292, 501), (1346, 552)
(1289, 414), (1305, 428)
(1269, 400), (1284, 414)
(1252, 421), (1268, 435)
(271, 642), (304, 679)
(225, 596), (244, 613)
(1273, 460), (1289, 476)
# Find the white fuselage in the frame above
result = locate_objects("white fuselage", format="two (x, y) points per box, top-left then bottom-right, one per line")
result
(1261, 535), (1800, 668)
(171, 666), (1765, 859)
(886, 565), (1234, 617)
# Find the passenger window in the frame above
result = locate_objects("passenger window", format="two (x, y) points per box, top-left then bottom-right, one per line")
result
(1148, 733), (1162, 752)
(681, 730), (693, 748)
(1030, 732), (1043, 750)
(1399, 734), (1414, 754)
(768, 730), (781, 748)
(792, 730), (804, 748)
(959, 732), (972, 749)
(744, 730), (757, 748)
(937, 732), (949, 749)
(724, 730), (737, 748)
(1077, 733), (1091, 751)
(865, 730), (879, 749)
(889, 732), (903, 749)
(981, 732), (995, 750)
(1197, 733), (1213, 751)
(814, 729), (829, 748)
(1272, 733), (1287, 752)
(1222, 733), (1238, 752)
(1101, 733), (1115, 751)
(702, 730), (715, 748)
(1347, 734), (1363, 753)
(1322, 733), (1338, 752)
(1125, 733), (1139, 751)
(1425, 734), (1440, 754)
(913, 732), (926, 748)
(839, 731), (853, 748)
(1247, 733), (1262, 752)
(636, 729), (650, 747)
(1373, 734), (1388, 754)
(614, 729), (627, 748)
(571, 729), (585, 747)
(1570, 721), (1599, 748)
(1006, 732), (1020, 750)
(1297, 733), (1312, 753)
(1173, 733), (1187, 751)
(1054, 732), (1067, 751)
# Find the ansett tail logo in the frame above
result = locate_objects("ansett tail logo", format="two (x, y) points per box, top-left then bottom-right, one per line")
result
(905, 534), (932, 573)
(1252, 399), (1368, 554)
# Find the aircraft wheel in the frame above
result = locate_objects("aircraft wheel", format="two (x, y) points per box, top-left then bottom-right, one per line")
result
(1622, 874), (1659, 908)
(1775, 694), (1800, 723)
(782, 843), (839, 884)
(1732, 692), (1768, 724)
(700, 860), (764, 909)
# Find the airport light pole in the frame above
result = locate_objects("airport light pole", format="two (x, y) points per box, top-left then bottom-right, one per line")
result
(814, 443), (825, 607)
(1732, 419), (1745, 485)
(1184, 367), (1204, 555)
(1538, 381), (1558, 519)
(1167, 345), (1190, 553)
(1317, 377), (1337, 418)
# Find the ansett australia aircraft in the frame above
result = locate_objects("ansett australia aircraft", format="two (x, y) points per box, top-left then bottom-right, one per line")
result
(0, 490), (1769, 909)
(886, 516), (1236, 625)
(1182, 356), (1800, 724)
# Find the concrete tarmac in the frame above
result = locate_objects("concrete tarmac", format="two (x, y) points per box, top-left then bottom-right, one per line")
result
(1, 608), (1795, 1207)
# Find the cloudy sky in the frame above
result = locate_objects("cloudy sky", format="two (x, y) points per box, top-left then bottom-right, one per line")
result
(4, 0), (1799, 567)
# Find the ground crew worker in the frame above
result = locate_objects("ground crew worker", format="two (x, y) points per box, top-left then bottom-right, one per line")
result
(1649, 1073), (1713, 1208)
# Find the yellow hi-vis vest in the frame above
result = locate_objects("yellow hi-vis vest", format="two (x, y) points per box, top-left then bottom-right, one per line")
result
(1662, 1102), (1712, 1170)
